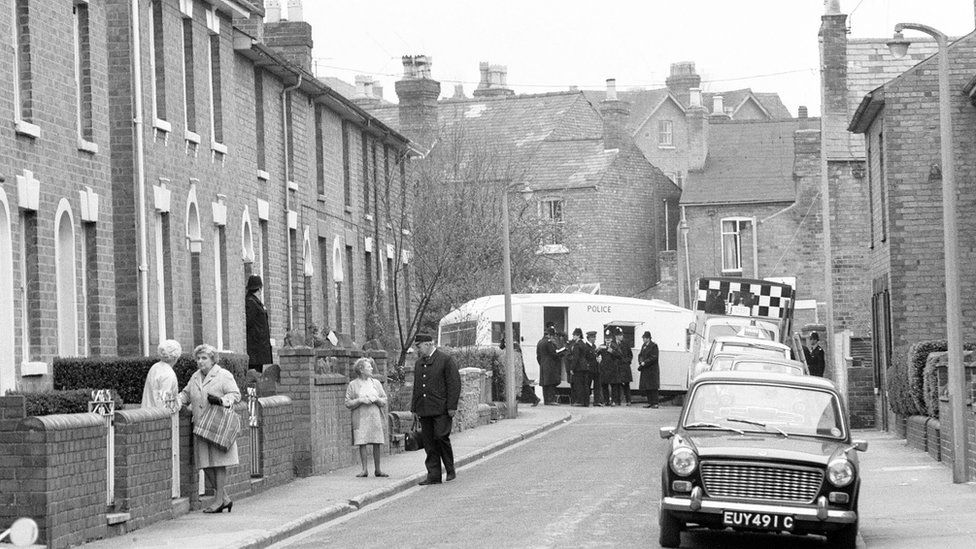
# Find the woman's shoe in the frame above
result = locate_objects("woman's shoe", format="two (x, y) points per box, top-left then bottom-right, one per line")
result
(356, 471), (368, 478)
(375, 471), (389, 477)
(203, 500), (232, 513)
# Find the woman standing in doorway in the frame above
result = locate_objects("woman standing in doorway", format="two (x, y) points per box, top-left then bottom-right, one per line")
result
(245, 275), (273, 373)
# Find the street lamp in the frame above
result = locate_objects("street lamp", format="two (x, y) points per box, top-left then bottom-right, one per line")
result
(888, 23), (967, 483)
(501, 184), (534, 419)
(678, 210), (692, 309)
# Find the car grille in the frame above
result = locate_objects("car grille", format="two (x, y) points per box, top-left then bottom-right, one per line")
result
(700, 461), (823, 504)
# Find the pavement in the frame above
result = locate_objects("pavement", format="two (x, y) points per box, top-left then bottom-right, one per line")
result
(73, 410), (976, 549)
(78, 406), (573, 549)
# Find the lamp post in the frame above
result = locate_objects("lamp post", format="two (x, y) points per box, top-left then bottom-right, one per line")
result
(501, 184), (534, 419)
(678, 209), (692, 308)
(888, 24), (967, 483)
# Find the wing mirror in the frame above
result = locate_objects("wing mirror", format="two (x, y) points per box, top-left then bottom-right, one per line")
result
(0, 518), (39, 547)
(660, 426), (676, 439)
(852, 440), (869, 452)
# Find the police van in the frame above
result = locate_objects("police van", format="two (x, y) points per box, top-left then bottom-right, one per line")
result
(437, 293), (696, 397)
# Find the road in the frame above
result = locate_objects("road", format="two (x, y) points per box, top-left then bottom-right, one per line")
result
(271, 406), (835, 549)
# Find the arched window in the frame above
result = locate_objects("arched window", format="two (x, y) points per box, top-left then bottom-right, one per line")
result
(0, 188), (15, 391)
(55, 199), (79, 356)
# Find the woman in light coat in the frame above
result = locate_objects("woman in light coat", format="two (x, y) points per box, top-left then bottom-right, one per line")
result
(141, 339), (181, 409)
(345, 357), (388, 478)
(179, 344), (241, 513)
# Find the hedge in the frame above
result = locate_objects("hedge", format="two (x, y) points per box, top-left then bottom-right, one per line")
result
(441, 346), (523, 402)
(922, 350), (976, 420)
(901, 340), (976, 417)
(54, 352), (250, 405)
(6, 389), (124, 416)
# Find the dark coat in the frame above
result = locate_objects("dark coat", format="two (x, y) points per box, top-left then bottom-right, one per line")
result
(536, 336), (562, 386)
(804, 345), (826, 377)
(597, 343), (618, 384)
(638, 340), (660, 391)
(565, 339), (586, 374)
(245, 292), (273, 366)
(613, 340), (634, 383)
(581, 341), (599, 373)
(411, 349), (461, 417)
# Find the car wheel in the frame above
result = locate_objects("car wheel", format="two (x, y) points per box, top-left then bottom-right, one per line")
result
(827, 521), (858, 549)
(658, 508), (682, 548)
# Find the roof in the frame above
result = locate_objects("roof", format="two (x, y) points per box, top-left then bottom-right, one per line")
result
(690, 371), (839, 392)
(710, 336), (790, 350)
(440, 293), (693, 324)
(680, 118), (818, 205)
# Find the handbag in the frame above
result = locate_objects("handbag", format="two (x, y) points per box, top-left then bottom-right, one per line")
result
(404, 420), (423, 452)
(193, 403), (241, 451)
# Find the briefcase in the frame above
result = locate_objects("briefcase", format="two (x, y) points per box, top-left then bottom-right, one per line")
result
(193, 404), (241, 451)
(404, 423), (423, 452)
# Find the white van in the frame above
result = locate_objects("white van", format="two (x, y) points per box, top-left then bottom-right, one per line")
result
(437, 293), (696, 396)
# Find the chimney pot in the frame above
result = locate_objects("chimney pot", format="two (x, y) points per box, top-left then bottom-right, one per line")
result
(712, 95), (724, 115)
(453, 84), (466, 99)
(689, 88), (702, 108)
(286, 0), (303, 21)
(266, 0), (281, 22)
(606, 78), (618, 101)
(798, 105), (808, 118)
(824, 0), (841, 14)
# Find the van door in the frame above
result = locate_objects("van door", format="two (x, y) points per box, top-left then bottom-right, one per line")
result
(521, 306), (545, 387)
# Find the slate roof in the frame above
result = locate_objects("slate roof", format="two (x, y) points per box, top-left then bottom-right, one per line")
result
(681, 118), (819, 206)
(365, 91), (620, 192)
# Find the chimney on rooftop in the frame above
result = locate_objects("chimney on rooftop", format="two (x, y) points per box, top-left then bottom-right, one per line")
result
(710, 95), (730, 120)
(266, 0), (281, 22)
(473, 61), (514, 98)
(353, 75), (381, 107)
(236, 0), (268, 41)
(666, 61), (701, 108)
(453, 84), (466, 99)
(798, 105), (808, 118)
(686, 87), (709, 170)
(600, 78), (631, 151)
(396, 54), (440, 147)
(689, 88), (702, 109)
(264, 0), (313, 71)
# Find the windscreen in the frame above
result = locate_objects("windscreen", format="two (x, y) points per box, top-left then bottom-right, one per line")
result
(684, 382), (844, 439)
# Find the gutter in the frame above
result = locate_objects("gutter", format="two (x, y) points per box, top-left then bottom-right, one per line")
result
(281, 73), (302, 331)
(131, 0), (150, 354)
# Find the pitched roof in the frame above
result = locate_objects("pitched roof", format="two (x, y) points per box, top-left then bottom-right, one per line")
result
(681, 118), (818, 205)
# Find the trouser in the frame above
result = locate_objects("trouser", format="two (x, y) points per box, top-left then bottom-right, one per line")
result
(645, 388), (659, 406)
(621, 384), (632, 404)
(572, 372), (592, 406)
(610, 384), (622, 405)
(419, 414), (455, 481)
(542, 384), (558, 404)
(519, 384), (540, 404)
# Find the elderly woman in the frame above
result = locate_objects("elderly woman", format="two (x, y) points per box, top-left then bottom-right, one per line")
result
(179, 344), (241, 513)
(345, 357), (388, 478)
(141, 339), (181, 409)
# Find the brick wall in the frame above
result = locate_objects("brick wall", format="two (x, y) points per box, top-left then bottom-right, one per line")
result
(257, 395), (294, 489)
(848, 336), (875, 428)
(224, 403), (254, 500)
(113, 407), (173, 531)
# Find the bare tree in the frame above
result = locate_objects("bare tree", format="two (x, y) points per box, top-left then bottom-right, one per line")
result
(378, 123), (575, 377)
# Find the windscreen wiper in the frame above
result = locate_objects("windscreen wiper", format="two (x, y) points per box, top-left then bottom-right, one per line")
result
(727, 417), (789, 438)
(684, 422), (745, 435)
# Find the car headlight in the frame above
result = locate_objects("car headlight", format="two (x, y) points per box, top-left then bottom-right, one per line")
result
(827, 458), (854, 487)
(670, 447), (698, 477)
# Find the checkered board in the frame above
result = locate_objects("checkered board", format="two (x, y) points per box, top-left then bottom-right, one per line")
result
(695, 278), (794, 320)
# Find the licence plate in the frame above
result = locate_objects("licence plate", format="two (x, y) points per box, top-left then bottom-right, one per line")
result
(722, 510), (794, 531)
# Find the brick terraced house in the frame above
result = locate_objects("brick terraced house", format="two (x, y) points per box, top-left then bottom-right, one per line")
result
(0, 0), (415, 393)
(363, 62), (682, 300)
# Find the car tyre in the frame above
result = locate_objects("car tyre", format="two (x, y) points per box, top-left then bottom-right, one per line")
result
(658, 508), (682, 548)
(827, 521), (858, 549)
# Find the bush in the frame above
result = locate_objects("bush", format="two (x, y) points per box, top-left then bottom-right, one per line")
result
(902, 340), (976, 417)
(7, 388), (124, 416)
(441, 346), (523, 402)
(54, 352), (250, 405)
(922, 349), (976, 420)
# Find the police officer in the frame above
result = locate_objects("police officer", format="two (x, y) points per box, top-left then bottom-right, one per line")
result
(536, 327), (561, 405)
(609, 327), (632, 406)
(597, 328), (619, 406)
(411, 332), (461, 485)
(579, 330), (599, 406)
(566, 328), (586, 405)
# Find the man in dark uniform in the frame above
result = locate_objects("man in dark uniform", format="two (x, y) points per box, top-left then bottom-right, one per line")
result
(597, 328), (619, 406)
(582, 331), (600, 406)
(536, 328), (561, 405)
(638, 331), (660, 408)
(566, 328), (586, 406)
(411, 332), (461, 485)
(804, 332), (826, 377)
(609, 327), (632, 406)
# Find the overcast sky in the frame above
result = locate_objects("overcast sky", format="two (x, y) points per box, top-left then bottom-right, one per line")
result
(300, 1), (975, 116)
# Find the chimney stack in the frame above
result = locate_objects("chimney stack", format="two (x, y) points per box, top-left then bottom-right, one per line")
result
(352, 75), (382, 107)
(688, 87), (702, 109)
(396, 55), (440, 147)
(452, 84), (466, 99)
(266, 0), (281, 22)
(264, 0), (313, 71)
(236, 0), (268, 41)
(710, 95), (730, 120)
(686, 88), (709, 170)
(798, 105), (808, 118)
(600, 78), (631, 151)
(473, 61), (514, 97)
(666, 61), (701, 107)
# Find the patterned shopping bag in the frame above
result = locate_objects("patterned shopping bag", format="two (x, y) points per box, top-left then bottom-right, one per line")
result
(193, 404), (241, 451)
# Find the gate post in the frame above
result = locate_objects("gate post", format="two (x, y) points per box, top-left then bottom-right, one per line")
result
(88, 389), (116, 506)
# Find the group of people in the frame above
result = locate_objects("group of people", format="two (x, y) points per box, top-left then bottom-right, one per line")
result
(533, 326), (661, 408)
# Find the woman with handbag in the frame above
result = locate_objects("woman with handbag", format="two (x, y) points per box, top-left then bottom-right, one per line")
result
(179, 344), (241, 513)
(345, 357), (388, 478)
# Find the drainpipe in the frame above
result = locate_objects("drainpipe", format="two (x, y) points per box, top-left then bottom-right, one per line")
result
(131, 0), (150, 354)
(281, 75), (302, 331)
(751, 216), (759, 278)
(680, 205), (693, 307)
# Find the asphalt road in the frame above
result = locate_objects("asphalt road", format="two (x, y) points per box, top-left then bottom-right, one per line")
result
(271, 406), (839, 549)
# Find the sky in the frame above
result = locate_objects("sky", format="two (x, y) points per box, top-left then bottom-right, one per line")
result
(299, 1), (975, 117)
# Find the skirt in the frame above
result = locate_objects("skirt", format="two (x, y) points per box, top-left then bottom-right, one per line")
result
(351, 403), (386, 446)
(194, 434), (239, 469)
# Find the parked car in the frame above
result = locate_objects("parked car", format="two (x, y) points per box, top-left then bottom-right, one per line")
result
(658, 372), (867, 548)
(725, 357), (809, 376)
(688, 336), (792, 384)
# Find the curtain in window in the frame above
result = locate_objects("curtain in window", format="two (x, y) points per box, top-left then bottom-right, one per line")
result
(721, 220), (741, 271)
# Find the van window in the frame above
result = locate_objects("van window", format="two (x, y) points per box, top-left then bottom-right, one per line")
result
(441, 321), (477, 347)
(490, 321), (520, 344)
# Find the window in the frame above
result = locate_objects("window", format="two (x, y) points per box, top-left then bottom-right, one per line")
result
(658, 119), (673, 147)
(20, 210), (40, 359)
(315, 106), (324, 195)
(371, 142), (378, 216)
(286, 92), (294, 182)
(181, 14), (196, 134)
(878, 131), (887, 242)
(55, 203), (79, 356)
(669, 172), (683, 188)
(259, 219), (270, 306)
(441, 321), (477, 347)
(386, 256), (395, 322)
(154, 212), (172, 342)
(74, 1), (93, 143)
(208, 30), (223, 145)
(490, 321), (521, 344)
(318, 237), (330, 328)
(0, 191), (14, 392)
(540, 198), (565, 246)
(254, 69), (265, 170)
(721, 218), (749, 273)
(13, 0), (34, 129)
(383, 146), (391, 214)
(213, 225), (229, 350)
(866, 138), (875, 246)
(150, 0), (167, 122)
(345, 245), (355, 335)
(342, 122), (351, 207)
(361, 131), (370, 213)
